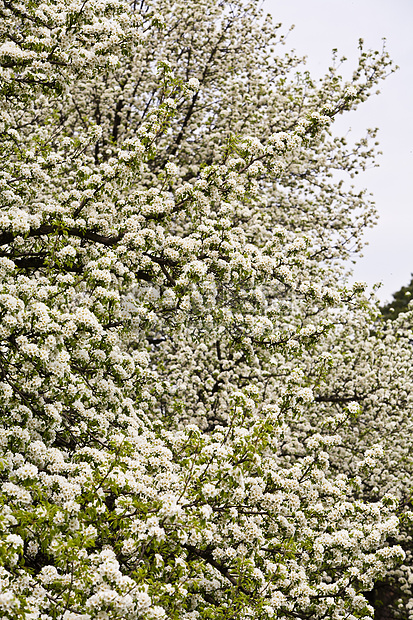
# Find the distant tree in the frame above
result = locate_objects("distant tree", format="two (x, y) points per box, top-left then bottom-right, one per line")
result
(381, 275), (413, 319)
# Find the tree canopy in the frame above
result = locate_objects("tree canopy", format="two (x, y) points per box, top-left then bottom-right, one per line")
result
(1, 1), (413, 619)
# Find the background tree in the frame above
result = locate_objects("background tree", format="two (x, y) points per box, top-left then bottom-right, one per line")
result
(381, 275), (413, 320)
(0, 0), (411, 619)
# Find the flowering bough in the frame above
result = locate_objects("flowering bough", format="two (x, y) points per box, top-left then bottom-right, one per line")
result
(0, 0), (410, 619)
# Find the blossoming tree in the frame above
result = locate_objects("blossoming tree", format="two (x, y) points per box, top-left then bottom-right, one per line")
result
(0, 0), (412, 619)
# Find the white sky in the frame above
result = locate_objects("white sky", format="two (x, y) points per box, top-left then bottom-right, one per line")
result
(264, 0), (413, 302)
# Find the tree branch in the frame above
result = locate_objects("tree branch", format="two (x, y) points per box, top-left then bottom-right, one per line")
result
(184, 544), (251, 597)
(0, 225), (123, 248)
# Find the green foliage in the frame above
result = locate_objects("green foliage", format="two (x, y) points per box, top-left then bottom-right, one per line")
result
(381, 275), (413, 320)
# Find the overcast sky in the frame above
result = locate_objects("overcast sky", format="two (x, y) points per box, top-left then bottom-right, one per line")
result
(264, 0), (413, 302)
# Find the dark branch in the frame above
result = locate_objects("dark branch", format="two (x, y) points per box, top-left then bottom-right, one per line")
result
(0, 225), (123, 248)
(185, 544), (251, 597)
(315, 394), (365, 404)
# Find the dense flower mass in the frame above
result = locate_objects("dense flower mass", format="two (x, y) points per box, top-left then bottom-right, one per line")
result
(0, 0), (413, 618)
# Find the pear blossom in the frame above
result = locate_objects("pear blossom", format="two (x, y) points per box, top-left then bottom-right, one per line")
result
(0, 0), (410, 619)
